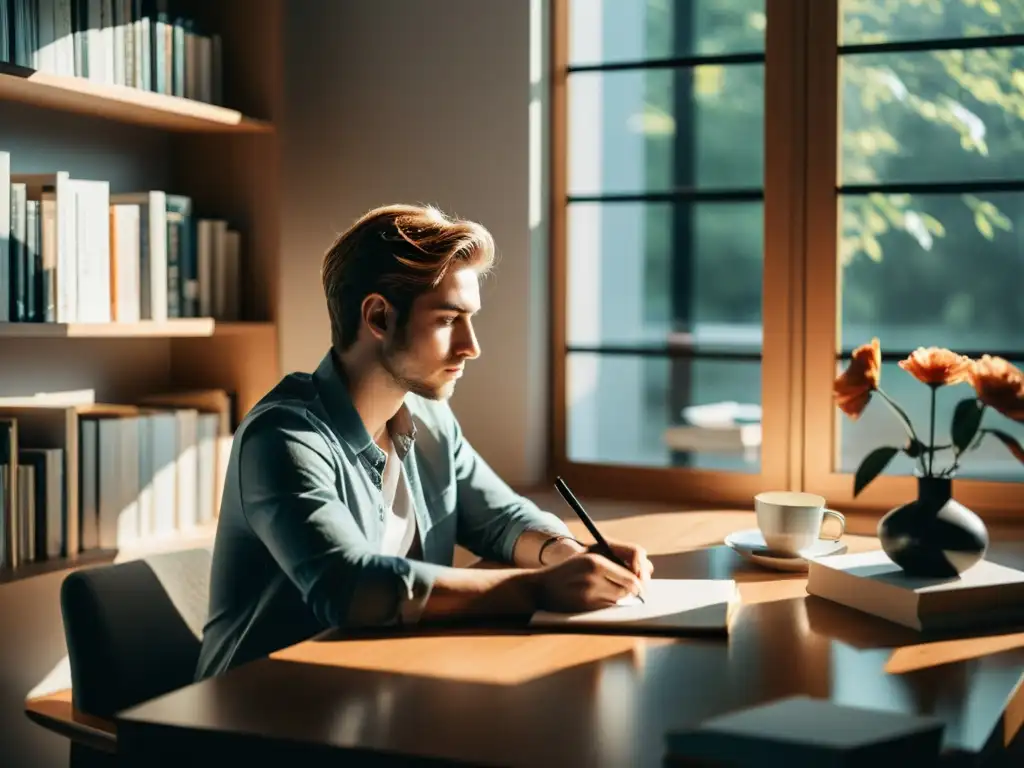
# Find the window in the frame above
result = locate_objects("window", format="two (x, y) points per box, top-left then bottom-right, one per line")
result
(553, 0), (1023, 514)
(803, 0), (1024, 514)
(552, 0), (799, 501)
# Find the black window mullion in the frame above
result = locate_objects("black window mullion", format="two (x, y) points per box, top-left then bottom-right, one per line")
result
(839, 32), (1024, 57)
(562, 345), (1024, 363)
(840, 180), (1024, 196)
(668, 4), (697, 468)
(566, 51), (764, 74)
(566, 188), (763, 204)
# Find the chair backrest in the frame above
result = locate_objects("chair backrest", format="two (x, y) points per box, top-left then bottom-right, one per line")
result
(59, 547), (212, 719)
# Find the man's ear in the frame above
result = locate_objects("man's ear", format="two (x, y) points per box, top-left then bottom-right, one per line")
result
(361, 293), (392, 341)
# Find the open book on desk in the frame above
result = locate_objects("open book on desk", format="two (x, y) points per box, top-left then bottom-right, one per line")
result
(529, 579), (738, 636)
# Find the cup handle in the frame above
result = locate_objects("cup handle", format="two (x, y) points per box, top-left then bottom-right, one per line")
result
(819, 508), (846, 541)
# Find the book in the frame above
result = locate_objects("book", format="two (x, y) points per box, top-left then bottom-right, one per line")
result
(664, 695), (944, 767)
(529, 578), (737, 635)
(806, 549), (1024, 632)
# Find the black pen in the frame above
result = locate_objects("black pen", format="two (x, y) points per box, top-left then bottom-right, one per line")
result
(553, 476), (646, 604)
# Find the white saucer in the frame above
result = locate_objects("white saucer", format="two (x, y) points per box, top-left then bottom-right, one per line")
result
(724, 528), (847, 572)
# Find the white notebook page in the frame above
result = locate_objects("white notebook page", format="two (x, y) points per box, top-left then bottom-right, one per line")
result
(529, 579), (738, 634)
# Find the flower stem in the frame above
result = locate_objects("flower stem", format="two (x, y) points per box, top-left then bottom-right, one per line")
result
(928, 384), (937, 477)
(875, 387), (927, 474)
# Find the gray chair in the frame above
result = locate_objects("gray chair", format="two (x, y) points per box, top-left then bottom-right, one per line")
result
(59, 547), (212, 720)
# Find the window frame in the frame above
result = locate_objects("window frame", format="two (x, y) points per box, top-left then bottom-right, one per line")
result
(800, 0), (1024, 520)
(550, 0), (1024, 518)
(548, 0), (808, 505)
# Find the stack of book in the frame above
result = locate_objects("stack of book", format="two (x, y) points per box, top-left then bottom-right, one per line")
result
(1, 149), (243, 323)
(806, 549), (1024, 633)
(0, 387), (233, 570)
(665, 695), (944, 766)
(0, 0), (223, 106)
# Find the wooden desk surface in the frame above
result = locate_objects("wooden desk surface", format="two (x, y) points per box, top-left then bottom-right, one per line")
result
(115, 511), (1024, 767)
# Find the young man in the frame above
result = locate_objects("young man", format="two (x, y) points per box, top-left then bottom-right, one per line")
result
(195, 204), (653, 680)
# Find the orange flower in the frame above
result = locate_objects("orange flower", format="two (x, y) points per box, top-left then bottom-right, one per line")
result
(834, 338), (881, 419)
(898, 347), (972, 386)
(968, 355), (1024, 422)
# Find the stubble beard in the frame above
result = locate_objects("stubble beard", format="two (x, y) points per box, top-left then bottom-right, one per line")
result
(379, 338), (456, 402)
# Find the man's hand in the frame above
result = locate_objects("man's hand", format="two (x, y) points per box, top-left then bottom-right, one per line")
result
(592, 539), (655, 583)
(541, 535), (654, 583)
(531, 553), (643, 612)
(420, 538), (655, 621)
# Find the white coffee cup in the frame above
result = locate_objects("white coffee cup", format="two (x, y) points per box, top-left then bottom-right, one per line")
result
(754, 491), (845, 556)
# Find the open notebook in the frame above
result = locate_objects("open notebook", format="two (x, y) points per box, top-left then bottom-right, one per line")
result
(529, 579), (738, 636)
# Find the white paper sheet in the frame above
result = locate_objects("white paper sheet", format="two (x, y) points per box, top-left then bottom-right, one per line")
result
(529, 579), (737, 635)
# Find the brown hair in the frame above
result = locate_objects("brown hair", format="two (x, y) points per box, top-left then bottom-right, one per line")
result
(323, 204), (495, 350)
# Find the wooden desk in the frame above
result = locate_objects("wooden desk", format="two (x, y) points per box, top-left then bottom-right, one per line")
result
(114, 512), (1024, 767)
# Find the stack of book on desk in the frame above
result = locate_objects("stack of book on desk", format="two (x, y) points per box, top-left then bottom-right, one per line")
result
(664, 695), (944, 766)
(805, 550), (1024, 632)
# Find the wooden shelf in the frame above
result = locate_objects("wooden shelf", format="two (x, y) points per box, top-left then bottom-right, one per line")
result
(0, 320), (276, 338)
(0, 548), (117, 585)
(211, 321), (277, 338)
(0, 319), (214, 337)
(0, 522), (219, 586)
(0, 63), (272, 134)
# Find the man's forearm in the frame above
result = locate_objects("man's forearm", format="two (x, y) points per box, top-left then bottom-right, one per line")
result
(419, 566), (540, 621)
(511, 529), (586, 568)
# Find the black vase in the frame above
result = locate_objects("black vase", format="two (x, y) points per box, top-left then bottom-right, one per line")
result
(877, 476), (989, 578)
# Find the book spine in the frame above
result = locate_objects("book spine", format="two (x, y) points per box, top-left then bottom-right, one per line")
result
(0, 151), (9, 323)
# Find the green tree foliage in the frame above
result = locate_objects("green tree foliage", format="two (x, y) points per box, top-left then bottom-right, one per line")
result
(637, 0), (1024, 345)
(840, 0), (1024, 342)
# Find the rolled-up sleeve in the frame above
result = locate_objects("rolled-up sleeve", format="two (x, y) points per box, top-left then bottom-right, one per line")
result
(239, 408), (446, 627)
(448, 411), (571, 563)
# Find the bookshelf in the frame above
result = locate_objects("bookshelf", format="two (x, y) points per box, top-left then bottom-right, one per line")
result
(0, 62), (273, 134)
(0, 318), (215, 336)
(0, 0), (283, 584)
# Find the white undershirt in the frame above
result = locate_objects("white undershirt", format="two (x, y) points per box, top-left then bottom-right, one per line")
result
(378, 433), (418, 557)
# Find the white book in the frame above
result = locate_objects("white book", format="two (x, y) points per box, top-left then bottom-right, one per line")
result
(117, 416), (140, 546)
(174, 409), (199, 530)
(806, 549), (1024, 632)
(100, 0), (115, 84)
(136, 415), (154, 536)
(110, 204), (141, 322)
(0, 152), (9, 324)
(196, 413), (218, 524)
(149, 412), (178, 536)
(54, 0), (73, 77)
(37, 0), (56, 73)
(530, 579), (737, 635)
(86, 0), (103, 82)
(70, 179), (111, 323)
(111, 0), (125, 86)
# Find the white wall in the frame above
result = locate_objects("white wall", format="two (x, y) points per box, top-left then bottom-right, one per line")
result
(281, 0), (550, 486)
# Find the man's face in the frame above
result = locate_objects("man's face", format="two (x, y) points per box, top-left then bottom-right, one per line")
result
(380, 265), (483, 400)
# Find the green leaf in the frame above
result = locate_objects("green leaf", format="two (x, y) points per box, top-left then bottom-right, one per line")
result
(863, 234), (883, 261)
(951, 398), (985, 451)
(975, 210), (995, 240)
(921, 213), (946, 236)
(854, 446), (900, 497)
(983, 429), (1024, 465)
